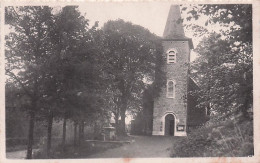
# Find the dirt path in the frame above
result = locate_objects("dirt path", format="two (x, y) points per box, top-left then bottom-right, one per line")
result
(88, 135), (182, 158)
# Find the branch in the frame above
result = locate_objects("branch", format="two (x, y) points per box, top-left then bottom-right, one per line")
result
(11, 7), (21, 18)
(6, 69), (33, 98)
(8, 7), (23, 23)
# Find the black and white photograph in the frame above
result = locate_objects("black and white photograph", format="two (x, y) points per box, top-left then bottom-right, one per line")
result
(2, 1), (259, 162)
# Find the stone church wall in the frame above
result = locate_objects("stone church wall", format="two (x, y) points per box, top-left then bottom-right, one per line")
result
(152, 41), (190, 136)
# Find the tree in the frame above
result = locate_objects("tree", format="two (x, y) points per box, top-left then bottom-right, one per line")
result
(5, 82), (30, 139)
(45, 6), (92, 152)
(5, 6), (55, 159)
(44, 6), (104, 150)
(100, 19), (164, 134)
(182, 4), (252, 43)
(183, 4), (252, 119)
(5, 6), (103, 158)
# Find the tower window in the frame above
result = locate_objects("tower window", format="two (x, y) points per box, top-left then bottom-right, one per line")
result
(167, 80), (175, 98)
(167, 49), (177, 64)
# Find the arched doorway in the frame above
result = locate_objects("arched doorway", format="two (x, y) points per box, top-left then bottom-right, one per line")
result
(165, 114), (175, 136)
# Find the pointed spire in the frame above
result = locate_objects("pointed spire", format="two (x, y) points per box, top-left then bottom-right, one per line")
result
(163, 5), (185, 39)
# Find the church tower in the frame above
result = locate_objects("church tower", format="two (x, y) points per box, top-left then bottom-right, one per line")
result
(152, 5), (193, 136)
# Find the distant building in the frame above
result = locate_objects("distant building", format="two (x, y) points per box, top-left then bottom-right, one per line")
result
(152, 5), (209, 136)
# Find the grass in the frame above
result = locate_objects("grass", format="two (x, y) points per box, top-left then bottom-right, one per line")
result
(171, 117), (253, 157)
(6, 145), (27, 152)
(6, 138), (40, 152)
(33, 135), (133, 159)
(34, 141), (123, 159)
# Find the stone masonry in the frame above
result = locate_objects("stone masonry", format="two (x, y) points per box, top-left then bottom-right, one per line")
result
(152, 5), (193, 136)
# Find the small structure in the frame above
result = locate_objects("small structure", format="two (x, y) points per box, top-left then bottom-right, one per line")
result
(102, 127), (116, 141)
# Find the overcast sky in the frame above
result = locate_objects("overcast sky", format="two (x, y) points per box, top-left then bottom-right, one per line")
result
(76, 2), (203, 122)
(77, 2), (211, 61)
(4, 3), (228, 123)
(78, 2), (172, 37)
(7, 3), (211, 61)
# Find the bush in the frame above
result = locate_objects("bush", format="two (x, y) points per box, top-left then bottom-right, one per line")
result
(171, 118), (253, 157)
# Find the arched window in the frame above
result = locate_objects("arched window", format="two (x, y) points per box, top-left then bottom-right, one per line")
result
(167, 49), (177, 64)
(167, 80), (175, 98)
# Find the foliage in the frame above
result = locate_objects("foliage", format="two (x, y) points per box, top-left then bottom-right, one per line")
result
(47, 6), (103, 121)
(5, 6), (58, 158)
(182, 4), (252, 43)
(99, 19), (164, 134)
(183, 4), (253, 118)
(191, 33), (252, 116)
(5, 6), (54, 103)
(5, 5), (164, 158)
(171, 117), (253, 157)
(131, 85), (154, 135)
(169, 4), (253, 158)
(5, 6), (105, 158)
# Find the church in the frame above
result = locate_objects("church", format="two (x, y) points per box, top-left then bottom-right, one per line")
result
(152, 5), (209, 136)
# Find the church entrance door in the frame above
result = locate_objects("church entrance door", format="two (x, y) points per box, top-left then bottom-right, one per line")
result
(165, 114), (175, 136)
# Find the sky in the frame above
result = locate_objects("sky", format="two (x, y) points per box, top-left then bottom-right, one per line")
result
(76, 2), (215, 62)
(76, 2), (206, 123)
(78, 2), (172, 37)
(7, 3), (214, 62)
(5, 3), (217, 124)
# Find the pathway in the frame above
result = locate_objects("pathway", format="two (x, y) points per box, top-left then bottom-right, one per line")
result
(6, 135), (183, 159)
(88, 135), (182, 158)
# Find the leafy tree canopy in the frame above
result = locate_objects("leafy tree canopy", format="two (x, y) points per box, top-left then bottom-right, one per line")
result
(98, 19), (164, 133)
(183, 4), (252, 118)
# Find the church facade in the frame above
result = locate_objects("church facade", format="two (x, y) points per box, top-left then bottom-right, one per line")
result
(152, 5), (208, 136)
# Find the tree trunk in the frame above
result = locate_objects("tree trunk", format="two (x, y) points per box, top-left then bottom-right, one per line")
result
(46, 110), (53, 157)
(120, 111), (126, 134)
(78, 122), (81, 146)
(81, 120), (85, 143)
(119, 94), (128, 135)
(144, 112), (147, 135)
(62, 115), (67, 150)
(119, 108), (126, 135)
(78, 120), (84, 146)
(114, 114), (119, 136)
(74, 121), (78, 147)
(26, 110), (35, 159)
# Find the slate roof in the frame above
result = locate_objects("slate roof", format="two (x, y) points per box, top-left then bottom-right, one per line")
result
(162, 5), (194, 49)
